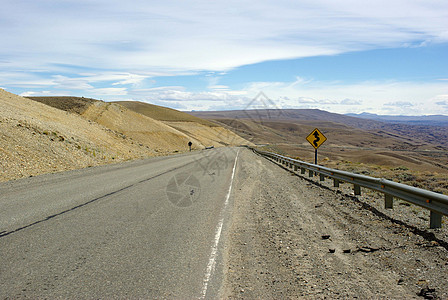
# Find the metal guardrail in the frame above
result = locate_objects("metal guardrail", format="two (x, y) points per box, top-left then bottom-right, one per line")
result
(252, 148), (448, 229)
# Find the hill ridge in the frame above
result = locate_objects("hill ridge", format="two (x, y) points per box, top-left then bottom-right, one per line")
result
(1, 91), (250, 182)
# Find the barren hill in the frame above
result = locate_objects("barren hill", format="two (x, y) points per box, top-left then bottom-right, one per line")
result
(114, 100), (249, 148)
(0, 90), (149, 182)
(190, 109), (448, 148)
(27, 96), (98, 114)
(1, 91), (250, 182)
(189, 109), (448, 175)
(30, 97), (250, 151)
(114, 101), (217, 126)
(191, 109), (383, 131)
(347, 112), (448, 127)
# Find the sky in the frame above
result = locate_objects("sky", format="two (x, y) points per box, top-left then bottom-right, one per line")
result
(1, 0), (448, 115)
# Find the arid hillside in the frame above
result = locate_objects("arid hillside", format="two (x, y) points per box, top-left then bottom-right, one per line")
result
(80, 101), (199, 152)
(0, 91), (250, 182)
(1, 90), (148, 182)
(30, 97), (250, 151)
(114, 101), (217, 126)
(189, 109), (448, 194)
(114, 100), (249, 148)
(190, 109), (448, 148)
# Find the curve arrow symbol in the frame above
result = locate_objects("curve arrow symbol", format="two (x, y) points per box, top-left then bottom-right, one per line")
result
(312, 131), (320, 147)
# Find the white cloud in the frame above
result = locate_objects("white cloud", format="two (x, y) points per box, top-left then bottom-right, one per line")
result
(80, 73), (150, 86)
(20, 90), (62, 97)
(126, 86), (251, 110)
(1, 0), (447, 73)
(384, 101), (414, 107)
(435, 97), (448, 108)
(116, 79), (447, 114)
(1, 1), (447, 114)
(52, 75), (93, 90)
(242, 79), (448, 115)
(341, 98), (363, 105)
(209, 85), (228, 90)
(93, 88), (128, 96)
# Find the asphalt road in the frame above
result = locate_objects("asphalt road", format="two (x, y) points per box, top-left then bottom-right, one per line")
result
(0, 147), (239, 298)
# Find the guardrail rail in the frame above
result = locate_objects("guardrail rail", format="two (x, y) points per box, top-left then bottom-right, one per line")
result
(251, 148), (448, 229)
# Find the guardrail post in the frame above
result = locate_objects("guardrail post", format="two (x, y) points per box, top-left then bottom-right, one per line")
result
(255, 149), (448, 229)
(354, 184), (361, 195)
(385, 194), (393, 209)
(430, 211), (442, 229)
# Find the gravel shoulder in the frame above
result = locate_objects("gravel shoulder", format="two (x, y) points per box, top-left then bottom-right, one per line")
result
(223, 148), (448, 299)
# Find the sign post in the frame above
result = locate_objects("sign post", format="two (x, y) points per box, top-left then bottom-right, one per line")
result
(306, 128), (327, 164)
(188, 141), (192, 151)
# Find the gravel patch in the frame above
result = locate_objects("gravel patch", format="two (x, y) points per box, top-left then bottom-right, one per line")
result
(223, 149), (448, 299)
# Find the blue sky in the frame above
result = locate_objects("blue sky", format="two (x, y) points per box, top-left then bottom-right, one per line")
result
(1, 0), (447, 115)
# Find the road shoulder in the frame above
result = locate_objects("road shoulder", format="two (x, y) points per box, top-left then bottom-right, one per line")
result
(222, 148), (448, 299)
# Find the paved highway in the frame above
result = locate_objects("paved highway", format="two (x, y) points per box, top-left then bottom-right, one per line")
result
(0, 147), (239, 298)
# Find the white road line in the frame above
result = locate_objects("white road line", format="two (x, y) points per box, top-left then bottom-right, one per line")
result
(200, 150), (239, 299)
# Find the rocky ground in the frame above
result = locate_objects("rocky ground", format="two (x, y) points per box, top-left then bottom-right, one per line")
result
(223, 149), (448, 299)
(0, 89), (151, 182)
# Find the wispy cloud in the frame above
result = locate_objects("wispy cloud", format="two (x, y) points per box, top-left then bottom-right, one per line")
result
(20, 90), (64, 97)
(2, 0), (448, 114)
(384, 101), (414, 107)
(435, 96), (448, 108)
(241, 79), (448, 114)
(2, 0), (447, 73)
(341, 98), (363, 105)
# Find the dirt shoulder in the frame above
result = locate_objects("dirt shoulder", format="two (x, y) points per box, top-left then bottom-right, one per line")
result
(223, 148), (448, 299)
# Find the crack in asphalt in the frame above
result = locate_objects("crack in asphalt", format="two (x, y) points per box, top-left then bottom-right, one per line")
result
(0, 160), (197, 239)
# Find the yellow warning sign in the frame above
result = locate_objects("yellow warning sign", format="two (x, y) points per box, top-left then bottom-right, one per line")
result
(306, 128), (327, 149)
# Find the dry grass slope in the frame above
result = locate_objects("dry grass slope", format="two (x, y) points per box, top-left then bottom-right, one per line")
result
(115, 101), (218, 126)
(0, 89), (151, 182)
(28, 96), (98, 114)
(113, 100), (252, 148)
(80, 101), (197, 152)
(1, 92), (251, 182)
(29, 97), (251, 150)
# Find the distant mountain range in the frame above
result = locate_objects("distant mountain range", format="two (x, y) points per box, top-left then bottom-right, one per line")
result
(190, 108), (448, 148)
(346, 113), (448, 127)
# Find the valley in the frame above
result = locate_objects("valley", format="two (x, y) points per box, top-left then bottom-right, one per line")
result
(190, 109), (448, 195)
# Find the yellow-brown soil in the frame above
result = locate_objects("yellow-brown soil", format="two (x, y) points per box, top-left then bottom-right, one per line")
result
(1, 91), (251, 182)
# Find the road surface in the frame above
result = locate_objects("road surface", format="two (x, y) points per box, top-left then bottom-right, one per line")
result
(2, 147), (447, 299)
(1, 147), (239, 298)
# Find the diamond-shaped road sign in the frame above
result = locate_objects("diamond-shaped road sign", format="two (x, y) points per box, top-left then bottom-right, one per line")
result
(306, 128), (327, 149)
